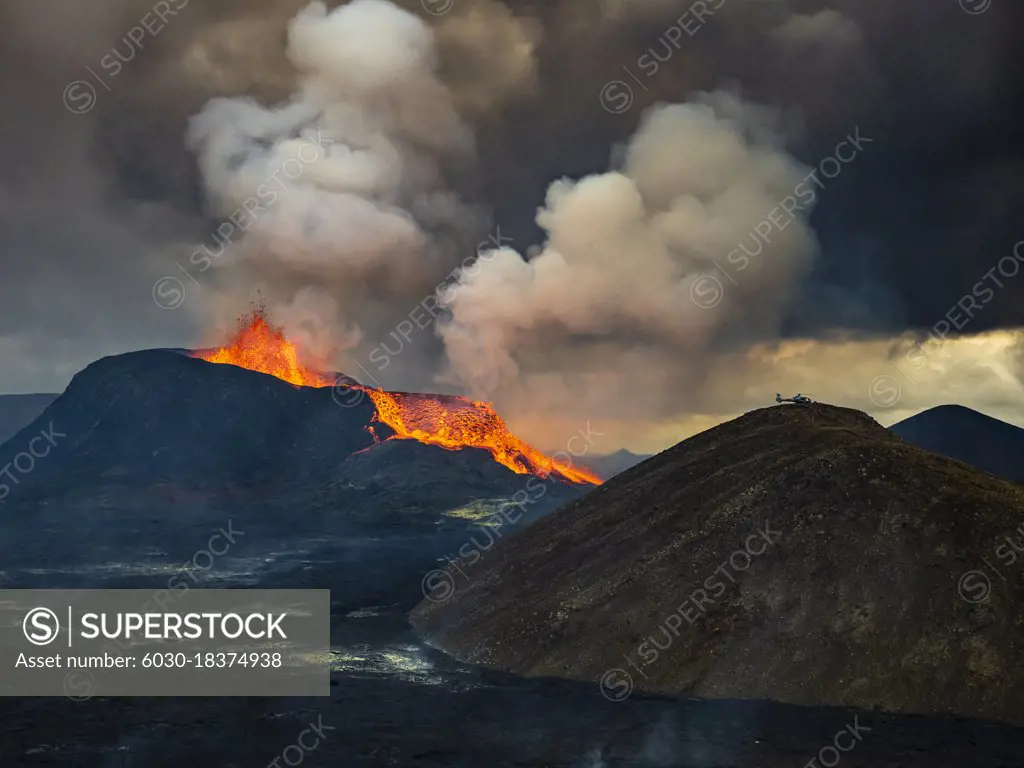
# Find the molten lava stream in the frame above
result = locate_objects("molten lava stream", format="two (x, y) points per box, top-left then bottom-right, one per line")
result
(193, 307), (601, 485)
(359, 388), (602, 485)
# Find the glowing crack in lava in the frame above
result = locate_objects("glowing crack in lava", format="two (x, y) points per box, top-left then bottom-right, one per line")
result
(193, 309), (601, 485)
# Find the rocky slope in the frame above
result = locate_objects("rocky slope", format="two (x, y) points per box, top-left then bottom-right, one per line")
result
(411, 403), (1024, 726)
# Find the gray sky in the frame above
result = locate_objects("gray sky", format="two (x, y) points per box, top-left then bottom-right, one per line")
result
(1, 0), (1021, 450)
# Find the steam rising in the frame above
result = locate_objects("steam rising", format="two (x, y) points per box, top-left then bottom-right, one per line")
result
(2, 0), (1021, 438)
(172, 0), (1021, 451)
(186, 0), (484, 362)
(186, 2), (823, 447)
(439, 93), (818, 436)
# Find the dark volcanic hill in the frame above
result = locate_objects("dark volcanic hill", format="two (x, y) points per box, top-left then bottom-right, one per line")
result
(0, 393), (57, 444)
(0, 350), (588, 513)
(0, 349), (376, 499)
(411, 403), (1024, 726)
(890, 404), (1024, 485)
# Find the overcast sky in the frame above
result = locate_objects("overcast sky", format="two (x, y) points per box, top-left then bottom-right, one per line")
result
(1, 0), (1021, 451)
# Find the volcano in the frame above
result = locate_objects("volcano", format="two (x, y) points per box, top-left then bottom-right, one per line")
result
(192, 308), (600, 486)
(411, 403), (1024, 726)
(0, 351), (593, 524)
(0, 311), (597, 517)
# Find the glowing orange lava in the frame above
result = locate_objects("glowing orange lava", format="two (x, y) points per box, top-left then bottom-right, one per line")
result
(193, 308), (332, 388)
(358, 389), (602, 485)
(194, 308), (601, 485)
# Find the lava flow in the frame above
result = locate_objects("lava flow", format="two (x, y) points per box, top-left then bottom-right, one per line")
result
(194, 308), (332, 388)
(360, 389), (602, 485)
(193, 308), (601, 485)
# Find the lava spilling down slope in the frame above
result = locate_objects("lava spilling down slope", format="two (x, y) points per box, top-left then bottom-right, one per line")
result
(193, 310), (601, 486)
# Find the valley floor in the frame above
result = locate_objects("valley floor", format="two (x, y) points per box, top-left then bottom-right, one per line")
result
(1, 505), (1023, 767)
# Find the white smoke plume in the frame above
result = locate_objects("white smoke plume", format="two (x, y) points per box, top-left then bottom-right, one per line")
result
(179, 1), (918, 454)
(439, 92), (819, 444)
(185, 0), (485, 365)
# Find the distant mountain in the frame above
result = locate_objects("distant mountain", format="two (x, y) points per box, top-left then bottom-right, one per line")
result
(412, 403), (1024, 726)
(584, 449), (651, 479)
(0, 350), (588, 518)
(0, 393), (58, 445)
(890, 405), (1024, 485)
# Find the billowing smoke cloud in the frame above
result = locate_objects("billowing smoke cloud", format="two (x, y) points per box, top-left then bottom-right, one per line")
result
(439, 92), (818, 438)
(183, 3), (831, 441)
(184, 0), (486, 365)
(1, 0), (1021, 451)
(431, 0), (540, 116)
